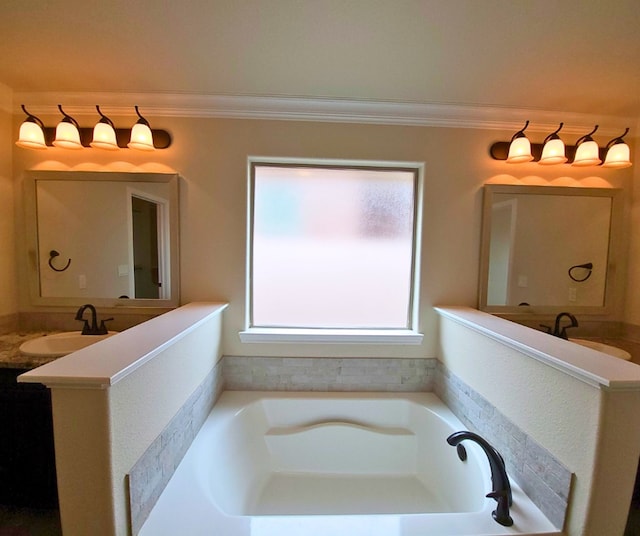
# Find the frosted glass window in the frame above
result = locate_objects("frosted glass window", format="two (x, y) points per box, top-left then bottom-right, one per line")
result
(250, 163), (417, 329)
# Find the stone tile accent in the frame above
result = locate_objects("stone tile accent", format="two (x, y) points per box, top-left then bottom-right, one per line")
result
(223, 356), (436, 392)
(435, 362), (572, 530)
(127, 360), (224, 535)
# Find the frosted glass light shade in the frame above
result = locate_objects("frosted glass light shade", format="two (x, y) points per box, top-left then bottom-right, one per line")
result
(128, 123), (155, 151)
(602, 143), (632, 168)
(91, 122), (119, 150)
(539, 138), (567, 165)
(572, 140), (601, 166)
(53, 121), (82, 149)
(506, 137), (533, 163)
(16, 121), (47, 149)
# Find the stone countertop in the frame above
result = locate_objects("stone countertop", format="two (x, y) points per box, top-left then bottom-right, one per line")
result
(0, 332), (61, 370)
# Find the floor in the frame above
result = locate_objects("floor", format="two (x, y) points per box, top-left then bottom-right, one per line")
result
(0, 507), (61, 536)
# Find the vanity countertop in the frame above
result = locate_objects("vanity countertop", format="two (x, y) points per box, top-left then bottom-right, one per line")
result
(0, 332), (61, 369)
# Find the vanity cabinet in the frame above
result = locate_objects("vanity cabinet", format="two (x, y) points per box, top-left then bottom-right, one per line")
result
(0, 367), (58, 508)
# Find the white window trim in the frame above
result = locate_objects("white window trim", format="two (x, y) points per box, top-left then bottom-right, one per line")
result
(242, 157), (425, 344)
(239, 327), (424, 344)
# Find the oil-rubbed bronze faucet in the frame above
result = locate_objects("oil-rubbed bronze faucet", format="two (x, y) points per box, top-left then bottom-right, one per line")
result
(447, 431), (513, 527)
(75, 304), (113, 335)
(540, 312), (579, 340)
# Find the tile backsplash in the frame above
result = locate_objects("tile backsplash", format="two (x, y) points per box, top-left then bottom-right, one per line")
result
(223, 356), (436, 391)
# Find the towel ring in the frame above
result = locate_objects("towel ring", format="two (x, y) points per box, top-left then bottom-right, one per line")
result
(568, 262), (592, 282)
(48, 250), (72, 272)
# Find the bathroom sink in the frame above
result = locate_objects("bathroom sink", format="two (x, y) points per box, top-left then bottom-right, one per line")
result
(19, 331), (118, 358)
(569, 338), (632, 361)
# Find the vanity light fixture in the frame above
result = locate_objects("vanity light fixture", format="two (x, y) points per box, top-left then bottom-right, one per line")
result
(505, 121), (533, 163)
(15, 104), (171, 150)
(16, 105), (47, 150)
(538, 123), (567, 165)
(571, 125), (601, 167)
(53, 105), (83, 149)
(489, 122), (632, 168)
(90, 106), (119, 150)
(128, 106), (155, 151)
(602, 128), (632, 168)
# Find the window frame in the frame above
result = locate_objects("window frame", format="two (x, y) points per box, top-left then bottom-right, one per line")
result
(240, 157), (424, 344)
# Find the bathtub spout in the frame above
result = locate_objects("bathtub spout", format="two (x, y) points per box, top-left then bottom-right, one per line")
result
(446, 431), (513, 527)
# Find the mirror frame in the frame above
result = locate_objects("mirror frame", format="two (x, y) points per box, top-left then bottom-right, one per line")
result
(478, 184), (624, 316)
(24, 170), (180, 309)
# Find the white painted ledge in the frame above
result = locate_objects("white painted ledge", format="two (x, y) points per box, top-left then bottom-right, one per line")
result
(18, 302), (228, 389)
(435, 306), (640, 391)
(239, 328), (424, 345)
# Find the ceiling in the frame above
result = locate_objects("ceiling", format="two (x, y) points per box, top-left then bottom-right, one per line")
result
(1, 0), (639, 125)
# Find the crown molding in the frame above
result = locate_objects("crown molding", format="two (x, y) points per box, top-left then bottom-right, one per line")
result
(12, 91), (635, 136)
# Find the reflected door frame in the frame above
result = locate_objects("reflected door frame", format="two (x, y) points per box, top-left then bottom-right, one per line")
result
(126, 187), (170, 300)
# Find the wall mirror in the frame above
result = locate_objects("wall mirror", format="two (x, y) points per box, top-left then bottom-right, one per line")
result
(478, 184), (624, 315)
(24, 171), (180, 309)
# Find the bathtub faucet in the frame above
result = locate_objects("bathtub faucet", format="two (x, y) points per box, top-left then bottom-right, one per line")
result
(446, 431), (513, 527)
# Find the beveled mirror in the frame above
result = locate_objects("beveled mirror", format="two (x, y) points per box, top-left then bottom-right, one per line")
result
(24, 170), (180, 308)
(479, 184), (624, 315)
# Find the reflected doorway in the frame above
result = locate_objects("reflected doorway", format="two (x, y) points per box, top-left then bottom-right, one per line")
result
(132, 196), (160, 299)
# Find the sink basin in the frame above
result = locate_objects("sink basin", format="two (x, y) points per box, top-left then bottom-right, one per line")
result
(19, 331), (118, 358)
(569, 338), (632, 361)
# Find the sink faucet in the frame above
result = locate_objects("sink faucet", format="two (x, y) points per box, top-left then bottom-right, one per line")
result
(447, 431), (513, 527)
(75, 304), (113, 335)
(541, 312), (579, 340)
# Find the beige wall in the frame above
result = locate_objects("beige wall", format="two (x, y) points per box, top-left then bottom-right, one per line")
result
(625, 141), (640, 325)
(0, 84), (17, 318)
(11, 115), (634, 353)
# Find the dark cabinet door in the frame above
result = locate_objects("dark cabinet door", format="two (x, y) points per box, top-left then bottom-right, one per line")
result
(0, 368), (58, 508)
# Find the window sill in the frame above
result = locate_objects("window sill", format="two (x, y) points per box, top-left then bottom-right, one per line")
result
(238, 328), (424, 344)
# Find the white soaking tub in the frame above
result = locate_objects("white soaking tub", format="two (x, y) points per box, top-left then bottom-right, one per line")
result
(139, 392), (559, 536)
